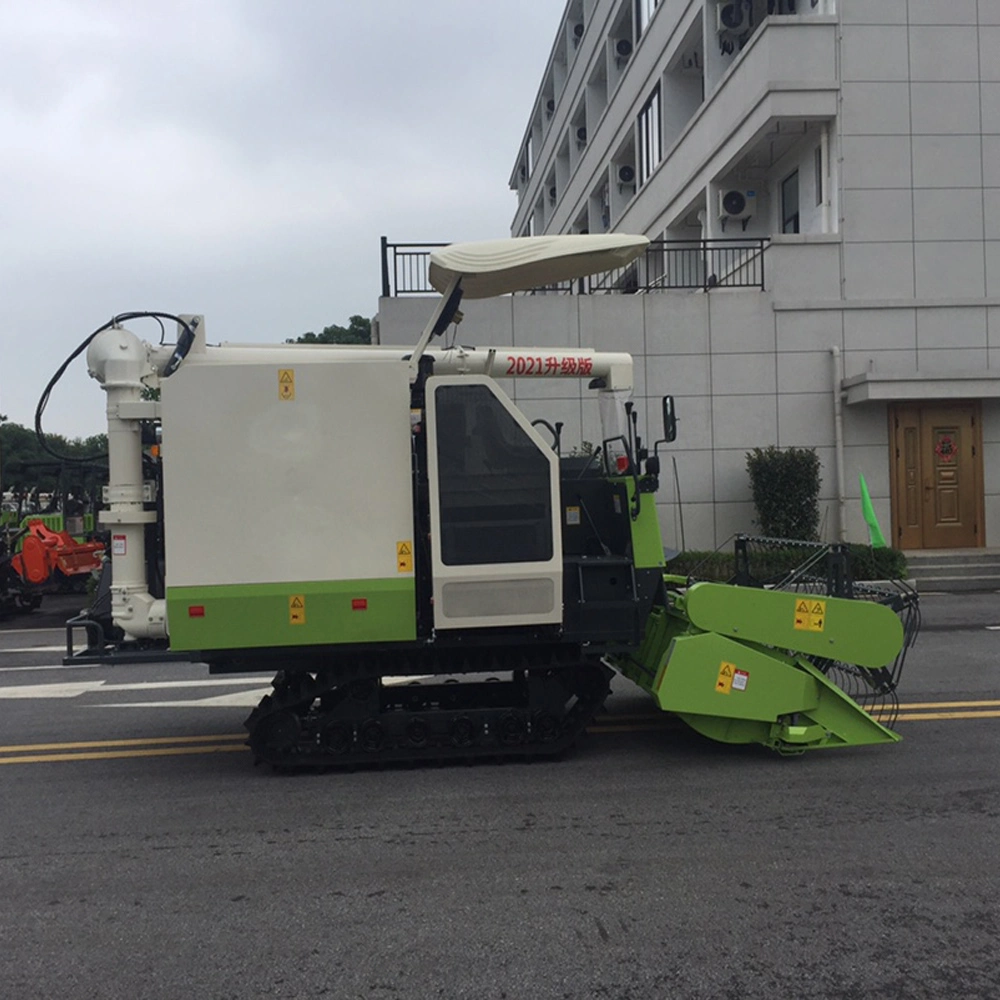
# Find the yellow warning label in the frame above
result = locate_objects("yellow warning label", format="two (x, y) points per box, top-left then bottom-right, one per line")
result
(278, 369), (295, 401)
(289, 594), (306, 625)
(396, 540), (413, 573)
(715, 661), (736, 695)
(793, 598), (826, 632)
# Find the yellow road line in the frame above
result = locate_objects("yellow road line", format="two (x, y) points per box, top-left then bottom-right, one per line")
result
(894, 710), (1000, 722)
(0, 733), (245, 753)
(0, 744), (248, 765)
(896, 700), (1000, 710)
(1, 698), (998, 765)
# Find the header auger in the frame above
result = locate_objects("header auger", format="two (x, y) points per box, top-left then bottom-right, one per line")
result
(53, 234), (916, 768)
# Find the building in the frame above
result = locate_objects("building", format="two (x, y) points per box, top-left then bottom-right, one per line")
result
(378, 0), (1000, 552)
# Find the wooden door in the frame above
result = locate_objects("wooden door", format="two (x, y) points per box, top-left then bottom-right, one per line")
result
(890, 403), (982, 549)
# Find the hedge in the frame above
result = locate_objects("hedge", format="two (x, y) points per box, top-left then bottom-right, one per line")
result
(667, 544), (908, 583)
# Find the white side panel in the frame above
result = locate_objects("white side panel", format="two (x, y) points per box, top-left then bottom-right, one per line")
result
(426, 375), (562, 630)
(161, 356), (414, 587)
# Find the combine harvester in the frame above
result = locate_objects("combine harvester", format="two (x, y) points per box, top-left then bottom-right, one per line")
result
(57, 235), (917, 767)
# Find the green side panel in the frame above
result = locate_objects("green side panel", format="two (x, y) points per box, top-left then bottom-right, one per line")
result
(166, 578), (416, 651)
(656, 632), (899, 751)
(684, 582), (904, 668)
(652, 631), (820, 720)
(612, 478), (665, 569)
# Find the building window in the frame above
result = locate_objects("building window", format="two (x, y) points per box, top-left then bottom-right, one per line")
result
(525, 135), (534, 177)
(635, 0), (660, 34)
(781, 169), (800, 234)
(637, 84), (662, 185)
(814, 145), (823, 206)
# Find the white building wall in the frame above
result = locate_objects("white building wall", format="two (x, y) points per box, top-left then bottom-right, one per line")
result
(377, 0), (1000, 554)
(377, 283), (1000, 553)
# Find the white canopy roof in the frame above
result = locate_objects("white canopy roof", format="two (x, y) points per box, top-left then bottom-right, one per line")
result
(428, 234), (650, 299)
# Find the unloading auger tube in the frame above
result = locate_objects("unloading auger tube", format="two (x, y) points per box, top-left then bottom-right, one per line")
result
(56, 235), (916, 770)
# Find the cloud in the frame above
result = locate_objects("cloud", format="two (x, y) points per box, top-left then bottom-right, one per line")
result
(0, 0), (561, 438)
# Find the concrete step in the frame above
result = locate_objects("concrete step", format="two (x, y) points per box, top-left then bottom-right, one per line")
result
(903, 550), (1000, 591)
(907, 561), (1000, 579)
(911, 574), (1000, 593)
(907, 559), (1000, 572)
(904, 549), (1000, 569)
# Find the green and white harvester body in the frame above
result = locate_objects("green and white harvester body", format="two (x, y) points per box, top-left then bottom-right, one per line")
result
(64, 235), (917, 768)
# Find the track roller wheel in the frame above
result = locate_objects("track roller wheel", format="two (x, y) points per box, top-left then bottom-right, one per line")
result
(532, 712), (561, 743)
(498, 712), (527, 746)
(450, 716), (478, 748)
(259, 709), (300, 753)
(359, 719), (386, 753)
(406, 718), (431, 748)
(321, 720), (353, 754)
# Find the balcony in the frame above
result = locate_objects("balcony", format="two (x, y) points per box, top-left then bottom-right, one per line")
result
(380, 236), (769, 297)
(621, 14), (839, 237)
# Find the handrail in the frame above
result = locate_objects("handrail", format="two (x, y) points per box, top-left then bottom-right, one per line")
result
(380, 237), (769, 296)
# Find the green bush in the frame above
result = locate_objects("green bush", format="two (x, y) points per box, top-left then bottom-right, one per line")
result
(667, 544), (908, 583)
(745, 446), (821, 540)
(847, 544), (908, 581)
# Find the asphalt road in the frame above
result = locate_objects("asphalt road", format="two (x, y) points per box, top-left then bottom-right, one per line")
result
(0, 593), (997, 999)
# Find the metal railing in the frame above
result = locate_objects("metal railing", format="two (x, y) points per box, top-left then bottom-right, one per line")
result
(380, 236), (768, 297)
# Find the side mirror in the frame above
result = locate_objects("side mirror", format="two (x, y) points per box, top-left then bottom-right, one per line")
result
(662, 395), (677, 443)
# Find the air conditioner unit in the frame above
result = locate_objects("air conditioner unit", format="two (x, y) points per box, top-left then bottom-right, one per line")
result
(618, 164), (636, 185)
(719, 188), (756, 220)
(574, 22), (585, 39)
(717, 1), (751, 34)
(615, 38), (633, 59)
(576, 126), (588, 144)
(548, 185), (557, 202)
(546, 98), (556, 116)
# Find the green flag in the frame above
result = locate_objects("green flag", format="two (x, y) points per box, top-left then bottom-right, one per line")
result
(859, 473), (887, 548)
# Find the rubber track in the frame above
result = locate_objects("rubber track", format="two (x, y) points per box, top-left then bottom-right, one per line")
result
(244, 646), (612, 770)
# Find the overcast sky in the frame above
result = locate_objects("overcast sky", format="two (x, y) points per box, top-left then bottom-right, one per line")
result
(0, 0), (563, 439)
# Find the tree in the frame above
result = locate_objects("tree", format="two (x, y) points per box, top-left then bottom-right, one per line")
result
(289, 315), (371, 345)
(0, 422), (108, 499)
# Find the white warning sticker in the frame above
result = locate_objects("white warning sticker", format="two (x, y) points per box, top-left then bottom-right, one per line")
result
(112, 534), (127, 557)
(732, 669), (749, 692)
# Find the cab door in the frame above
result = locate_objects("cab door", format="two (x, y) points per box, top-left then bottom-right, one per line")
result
(425, 376), (562, 630)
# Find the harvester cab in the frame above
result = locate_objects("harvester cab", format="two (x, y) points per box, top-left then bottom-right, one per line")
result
(56, 234), (917, 768)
